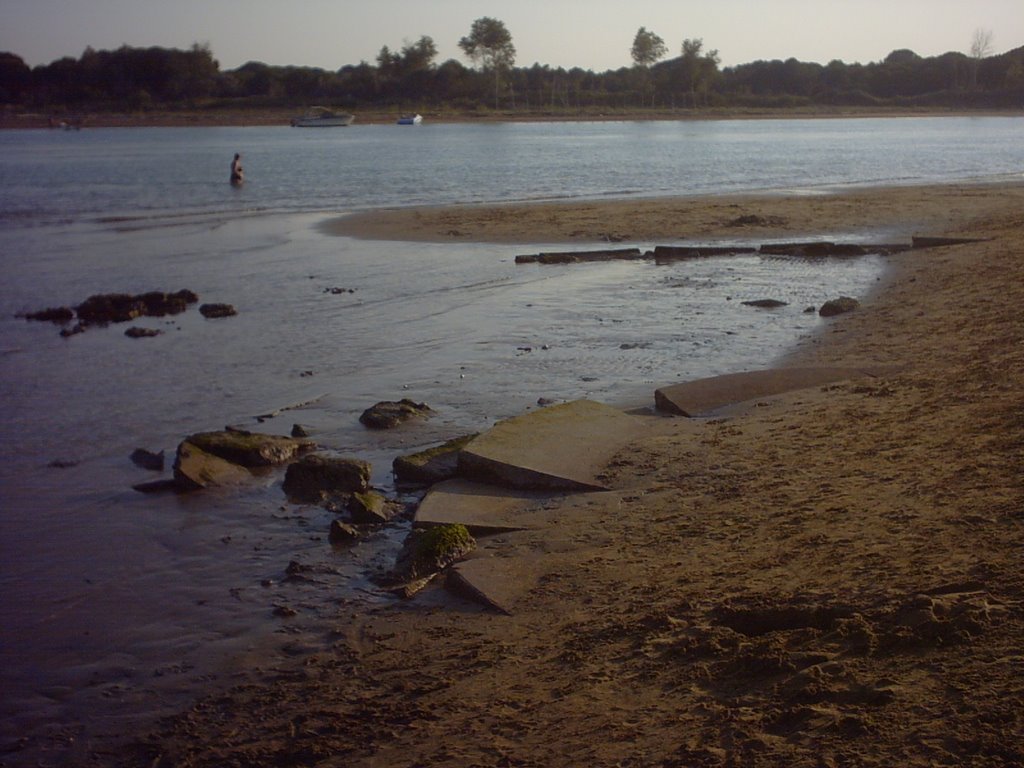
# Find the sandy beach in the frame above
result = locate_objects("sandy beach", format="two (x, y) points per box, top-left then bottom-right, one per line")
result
(108, 183), (1023, 767)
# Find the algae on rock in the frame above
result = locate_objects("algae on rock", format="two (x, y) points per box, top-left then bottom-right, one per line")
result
(392, 524), (476, 584)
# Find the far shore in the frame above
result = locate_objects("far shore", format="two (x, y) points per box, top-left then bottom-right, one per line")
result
(2, 105), (1021, 129)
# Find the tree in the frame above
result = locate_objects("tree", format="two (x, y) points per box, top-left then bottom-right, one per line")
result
(0, 52), (31, 103)
(631, 27), (666, 106)
(400, 36), (438, 75)
(679, 38), (720, 107)
(459, 17), (515, 109)
(969, 28), (994, 89)
(631, 27), (667, 68)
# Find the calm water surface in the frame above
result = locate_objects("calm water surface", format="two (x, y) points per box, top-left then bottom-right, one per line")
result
(0, 117), (1021, 761)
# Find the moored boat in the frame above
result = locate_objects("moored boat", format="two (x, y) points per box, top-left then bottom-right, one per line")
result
(397, 114), (423, 125)
(291, 107), (355, 127)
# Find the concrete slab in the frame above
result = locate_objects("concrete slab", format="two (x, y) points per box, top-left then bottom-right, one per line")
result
(413, 479), (559, 533)
(446, 555), (544, 615)
(655, 366), (903, 417)
(458, 400), (650, 491)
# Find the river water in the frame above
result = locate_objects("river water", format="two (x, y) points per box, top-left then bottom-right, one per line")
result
(1, 116), (1021, 763)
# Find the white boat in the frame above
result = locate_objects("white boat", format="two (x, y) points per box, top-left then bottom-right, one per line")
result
(290, 107), (355, 127)
(397, 114), (423, 125)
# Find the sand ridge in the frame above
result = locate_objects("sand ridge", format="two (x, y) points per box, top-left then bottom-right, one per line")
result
(323, 182), (1024, 246)
(110, 183), (1024, 767)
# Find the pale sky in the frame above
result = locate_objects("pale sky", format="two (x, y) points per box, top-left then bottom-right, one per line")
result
(2, 0), (1022, 72)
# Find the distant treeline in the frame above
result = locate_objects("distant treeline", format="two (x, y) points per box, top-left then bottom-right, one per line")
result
(1, 41), (1023, 115)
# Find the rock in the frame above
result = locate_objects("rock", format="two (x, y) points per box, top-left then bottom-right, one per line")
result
(390, 524), (476, 583)
(392, 434), (477, 486)
(359, 399), (433, 430)
(25, 290), (198, 335)
(291, 423), (312, 438)
(21, 306), (74, 324)
(132, 478), (180, 494)
(173, 441), (253, 490)
(282, 454), (370, 503)
(199, 303), (237, 319)
(348, 491), (392, 525)
(329, 519), (360, 544)
(124, 326), (161, 338)
(741, 299), (789, 308)
(75, 293), (146, 324)
(515, 248), (642, 265)
(725, 214), (787, 228)
(59, 323), (86, 338)
(819, 296), (860, 317)
(137, 290), (197, 316)
(130, 448), (165, 471)
(185, 430), (314, 467)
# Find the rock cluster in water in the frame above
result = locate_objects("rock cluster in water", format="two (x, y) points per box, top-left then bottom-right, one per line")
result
(17, 289), (237, 337)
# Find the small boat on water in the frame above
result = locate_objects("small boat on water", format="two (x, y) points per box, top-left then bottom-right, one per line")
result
(290, 107), (355, 127)
(397, 114), (423, 125)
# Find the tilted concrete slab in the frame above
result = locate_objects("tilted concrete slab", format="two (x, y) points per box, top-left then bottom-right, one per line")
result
(413, 479), (560, 534)
(655, 365), (904, 417)
(458, 400), (651, 491)
(446, 554), (545, 615)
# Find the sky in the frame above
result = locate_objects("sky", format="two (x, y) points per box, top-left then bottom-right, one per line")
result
(3, 0), (1022, 73)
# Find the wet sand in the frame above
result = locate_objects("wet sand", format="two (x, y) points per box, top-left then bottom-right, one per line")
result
(324, 182), (1024, 245)
(105, 183), (1024, 766)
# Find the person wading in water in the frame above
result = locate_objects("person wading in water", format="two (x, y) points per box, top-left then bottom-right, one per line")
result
(230, 153), (244, 185)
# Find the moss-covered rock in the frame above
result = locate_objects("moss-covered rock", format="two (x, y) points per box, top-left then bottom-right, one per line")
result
(186, 430), (314, 467)
(348, 490), (392, 524)
(392, 433), (477, 486)
(392, 524), (476, 584)
(283, 454), (371, 503)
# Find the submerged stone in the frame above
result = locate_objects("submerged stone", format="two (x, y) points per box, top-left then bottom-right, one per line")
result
(282, 453), (370, 503)
(21, 306), (74, 324)
(185, 430), (314, 467)
(130, 448), (165, 471)
(124, 326), (162, 338)
(359, 399), (432, 430)
(819, 296), (860, 317)
(199, 302), (237, 319)
(173, 441), (253, 490)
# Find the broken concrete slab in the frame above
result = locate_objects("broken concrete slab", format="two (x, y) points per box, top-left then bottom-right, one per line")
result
(515, 248), (642, 264)
(654, 366), (903, 417)
(414, 479), (558, 533)
(173, 441), (254, 490)
(447, 555), (544, 615)
(912, 236), (991, 249)
(653, 245), (756, 263)
(458, 400), (650, 491)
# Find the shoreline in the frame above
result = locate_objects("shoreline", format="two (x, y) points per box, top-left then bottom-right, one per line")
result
(3, 106), (1022, 129)
(56, 183), (1024, 766)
